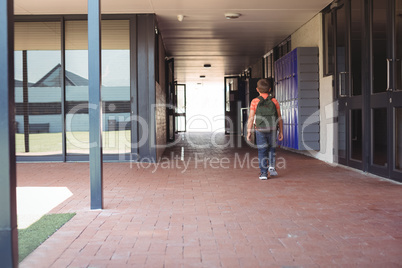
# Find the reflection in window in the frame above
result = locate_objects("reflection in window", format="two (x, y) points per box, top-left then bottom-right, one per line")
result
(65, 21), (89, 156)
(14, 22), (62, 156)
(372, 108), (387, 166)
(65, 20), (131, 156)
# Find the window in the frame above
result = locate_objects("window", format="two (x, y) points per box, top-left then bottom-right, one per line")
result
(323, 6), (334, 76)
(14, 21), (62, 157)
(263, 51), (274, 79)
(65, 20), (131, 156)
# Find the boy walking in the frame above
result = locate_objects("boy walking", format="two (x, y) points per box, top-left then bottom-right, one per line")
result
(247, 78), (283, 180)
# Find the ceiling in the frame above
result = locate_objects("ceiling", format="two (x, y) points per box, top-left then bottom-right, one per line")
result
(14, 0), (332, 86)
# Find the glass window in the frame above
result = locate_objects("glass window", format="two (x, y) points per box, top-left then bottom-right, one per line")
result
(65, 20), (131, 156)
(351, 109), (362, 161)
(372, 108), (388, 166)
(65, 20), (90, 156)
(101, 20), (131, 155)
(14, 21), (62, 157)
(351, 0), (362, 96)
(372, 0), (388, 94)
(336, 3), (348, 97)
(323, 7), (334, 76)
(338, 109), (346, 159)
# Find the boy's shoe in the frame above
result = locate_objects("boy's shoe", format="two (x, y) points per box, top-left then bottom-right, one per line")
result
(268, 167), (278, 176)
(259, 173), (268, 180)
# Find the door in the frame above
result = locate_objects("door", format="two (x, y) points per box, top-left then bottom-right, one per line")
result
(175, 84), (186, 133)
(225, 77), (240, 134)
(335, 0), (364, 170)
(370, 0), (402, 181)
(389, 0), (402, 181)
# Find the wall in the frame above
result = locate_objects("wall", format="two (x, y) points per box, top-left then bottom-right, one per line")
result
(291, 13), (335, 163)
(251, 58), (263, 79)
(155, 32), (167, 159)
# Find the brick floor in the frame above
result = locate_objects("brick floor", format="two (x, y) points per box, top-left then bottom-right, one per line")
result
(18, 132), (402, 267)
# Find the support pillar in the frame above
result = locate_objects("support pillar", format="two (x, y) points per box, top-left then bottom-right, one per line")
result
(0, 0), (18, 266)
(88, 0), (103, 210)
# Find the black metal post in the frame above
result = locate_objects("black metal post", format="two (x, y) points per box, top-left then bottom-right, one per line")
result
(0, 0), (18, 266)
(22, 50), (30, 152)
(88, 0), (103, 209)
(61, 17), (67, 162)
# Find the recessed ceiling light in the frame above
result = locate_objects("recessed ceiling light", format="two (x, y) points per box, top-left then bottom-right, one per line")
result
(203, 64), (212, 68)
(200, 75), (206, 78)
(225, 13), (241, 19)
(177, 15), (184, 22)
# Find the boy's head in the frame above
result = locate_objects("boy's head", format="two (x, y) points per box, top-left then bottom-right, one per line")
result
(256, 78), (272, 93)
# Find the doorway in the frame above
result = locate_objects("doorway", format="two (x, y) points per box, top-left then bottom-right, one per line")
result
(335, 0), (402, 181)
(175, 84), (186, 133)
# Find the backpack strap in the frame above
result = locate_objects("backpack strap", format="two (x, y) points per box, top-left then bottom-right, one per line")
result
(257, 95), (272, 102)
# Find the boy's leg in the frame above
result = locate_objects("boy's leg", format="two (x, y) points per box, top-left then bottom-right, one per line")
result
(268, 130), (278, 176)
(255, 130), (269, 178)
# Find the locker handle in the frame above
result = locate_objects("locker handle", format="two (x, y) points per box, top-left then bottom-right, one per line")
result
(386, 58), (393, 92)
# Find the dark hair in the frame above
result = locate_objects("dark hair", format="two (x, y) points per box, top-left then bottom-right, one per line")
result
(257, 79), (271, 93)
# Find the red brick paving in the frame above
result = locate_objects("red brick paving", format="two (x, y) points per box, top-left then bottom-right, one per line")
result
(18, 133), (402, 267)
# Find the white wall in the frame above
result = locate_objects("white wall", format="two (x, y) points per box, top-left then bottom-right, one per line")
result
(291, 13), (335, 163)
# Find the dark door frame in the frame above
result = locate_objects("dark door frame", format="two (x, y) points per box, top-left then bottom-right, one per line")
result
(175, 83), (186, 133)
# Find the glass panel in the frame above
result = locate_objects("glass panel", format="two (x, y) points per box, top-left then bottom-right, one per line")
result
(396, 0), (402, 90)
(372, 0), (388, 94)
(372, 108), (388, 166)
(101, 20), (130, 155)
(176, 85), (186, 114)
(14, 22), (62, 156)
(65, 20), (131, 156)
(396, 108), (402, 171)
(226, 84), (230, 112)
(338, 109), (346, 159)
(175, 116), (186, 132)
(351, 0), (362, 96)
(65, 21), (89, 156)
(336, 4), (348, 96)
(323, 9), (334, 76)
(351, 109), (362, 161)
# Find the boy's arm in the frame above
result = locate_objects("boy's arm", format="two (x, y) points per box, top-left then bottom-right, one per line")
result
(246, 109), (256, 141)
(276, 106), (283, 141)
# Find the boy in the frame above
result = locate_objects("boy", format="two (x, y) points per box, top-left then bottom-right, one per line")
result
(247, 78), (283, 180)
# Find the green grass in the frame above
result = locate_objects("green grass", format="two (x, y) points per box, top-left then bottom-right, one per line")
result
(15, 130), (131, 154)
(18, 213), (76, 263)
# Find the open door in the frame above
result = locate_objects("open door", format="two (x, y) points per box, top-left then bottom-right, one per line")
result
(175, 84), (186, 133)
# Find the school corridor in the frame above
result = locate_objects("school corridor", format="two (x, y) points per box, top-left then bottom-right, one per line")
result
(17, 132), (402, 268)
